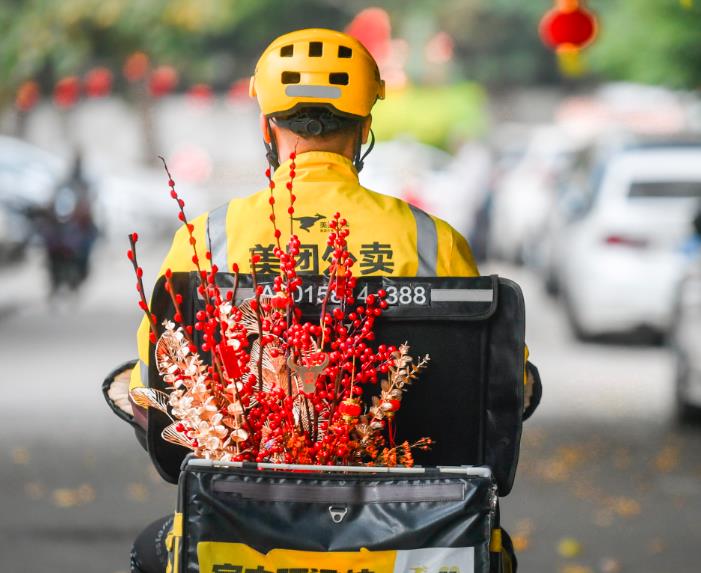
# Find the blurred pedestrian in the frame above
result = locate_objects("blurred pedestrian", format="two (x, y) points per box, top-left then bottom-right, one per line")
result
(37, 151), (98, 295)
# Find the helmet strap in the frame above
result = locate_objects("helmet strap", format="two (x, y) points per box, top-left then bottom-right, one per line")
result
(354, 127), (375, 172)
(264, 116), (280, 170)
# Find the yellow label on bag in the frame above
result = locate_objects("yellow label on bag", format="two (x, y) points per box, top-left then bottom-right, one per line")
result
(197, 542), (474, 573)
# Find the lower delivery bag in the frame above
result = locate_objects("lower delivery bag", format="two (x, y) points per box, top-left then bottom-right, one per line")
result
(168, 458), (498, 573)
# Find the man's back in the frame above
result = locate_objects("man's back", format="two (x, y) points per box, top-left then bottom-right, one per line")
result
(130, 151), (478, 392)
(159, 151), (478, 277)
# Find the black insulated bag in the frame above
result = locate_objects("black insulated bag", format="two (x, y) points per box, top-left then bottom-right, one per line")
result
(147, 275), (526, 496)
(167, 458), (500, 573)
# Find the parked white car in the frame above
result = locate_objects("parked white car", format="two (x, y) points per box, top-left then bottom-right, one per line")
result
(555, 145), (701, 338)
(361, 139), (491, 240)
(673, 258), (701, 419)
(488, 126), (584, 263)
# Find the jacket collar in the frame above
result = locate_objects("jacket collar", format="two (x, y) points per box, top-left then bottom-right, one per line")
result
(273, 151), (358, 185)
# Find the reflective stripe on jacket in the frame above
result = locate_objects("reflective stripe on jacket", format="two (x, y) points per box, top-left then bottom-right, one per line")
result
(131, 151), (478, 391)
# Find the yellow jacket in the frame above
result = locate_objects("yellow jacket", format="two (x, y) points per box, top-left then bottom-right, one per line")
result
(131, 151), (478, 391)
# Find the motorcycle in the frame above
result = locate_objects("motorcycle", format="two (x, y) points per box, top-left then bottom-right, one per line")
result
(103, 275), (537, 572)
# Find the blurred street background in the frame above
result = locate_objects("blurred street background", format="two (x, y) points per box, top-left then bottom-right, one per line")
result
(2, 1), (701, 572)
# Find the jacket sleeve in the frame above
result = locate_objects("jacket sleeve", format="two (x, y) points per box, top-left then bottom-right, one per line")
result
(433, 218), (480, 277)
(129, 214), (210, 392)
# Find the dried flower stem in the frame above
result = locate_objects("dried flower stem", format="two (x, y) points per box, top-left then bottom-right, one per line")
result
(128, 233), (158, 342)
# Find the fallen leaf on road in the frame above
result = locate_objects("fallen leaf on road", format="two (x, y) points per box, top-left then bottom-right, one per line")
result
(538, 445), (591, 482)
(558, 537), (582, 558)
(51, 484), (96, 507)
(599, 558), (622, 573)
(559, 564), (592, 573)
(24, 481), (45, 500)
(654, 444), (680, 473)
(127, 482), (149, 502)
(647, 538), (665, 555)
(607, 496), (641, 518)
(512, 533), (530, 552)
(512, 517), (534, 551)
(12, 448), (30, 464)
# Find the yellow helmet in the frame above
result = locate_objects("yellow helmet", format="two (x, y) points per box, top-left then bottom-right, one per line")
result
(250, 28), (385, 119)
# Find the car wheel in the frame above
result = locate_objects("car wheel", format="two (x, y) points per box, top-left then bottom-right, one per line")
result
(675, 355), (701, 425)
(544, 270), (560, 298)
(562, 288), (590, 341)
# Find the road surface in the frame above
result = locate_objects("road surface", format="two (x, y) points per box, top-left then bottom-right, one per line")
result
(1, 245), (699, 572)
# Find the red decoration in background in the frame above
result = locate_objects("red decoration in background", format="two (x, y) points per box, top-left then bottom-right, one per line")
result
(149, 65), (179, 97)
(345, 7), (392, 63)
(84, 67), (113, 97)
(16, 81), (40, 112)
(539, 0), (598, 51)
(227, 78), (250, 102)
(187, 83), (213, 106)
(53, 76), (81, 109)
(123, 51), (150, 82)
(425, 32), (454, 65)
(18, 52), (253, 113)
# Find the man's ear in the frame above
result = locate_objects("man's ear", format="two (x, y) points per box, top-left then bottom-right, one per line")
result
(361, 116), (372, 144)
(260, 114), (272, 144)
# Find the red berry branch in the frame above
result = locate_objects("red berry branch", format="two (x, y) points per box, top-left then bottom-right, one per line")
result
(127, 153), (432, 466)
(127, 233), (158, 344)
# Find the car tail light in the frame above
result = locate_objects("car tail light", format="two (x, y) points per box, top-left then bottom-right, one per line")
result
(602, 234), (649, 249)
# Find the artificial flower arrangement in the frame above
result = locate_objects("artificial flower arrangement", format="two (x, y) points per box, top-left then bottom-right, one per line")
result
(128, 154), (431, 467)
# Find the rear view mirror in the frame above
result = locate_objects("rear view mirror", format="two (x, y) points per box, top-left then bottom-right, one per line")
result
(694, 209), (701, 237)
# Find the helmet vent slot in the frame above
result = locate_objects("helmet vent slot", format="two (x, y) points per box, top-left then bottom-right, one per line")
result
(280, 45), (294, 57)
(309, 42), (323, 57)
(329, 72), (349, 85)
(281, 71), (301, 84)
(338, 46), (352, 58)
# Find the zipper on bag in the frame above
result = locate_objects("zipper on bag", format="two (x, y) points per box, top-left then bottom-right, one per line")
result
(211, 479), (468, 504)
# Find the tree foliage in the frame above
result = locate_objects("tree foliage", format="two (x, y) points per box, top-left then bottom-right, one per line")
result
(589, 0), (701, 90)
(0, 0), (248, 98)
(4, 0), (697, 108)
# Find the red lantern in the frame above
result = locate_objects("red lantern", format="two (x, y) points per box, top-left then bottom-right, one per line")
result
(539, 0), (598, 52)
(123, 52), (150, 83)
(53, 76), (81, 109)
(338, 398), (362, 421)
(227, 78), (250, 102)
(345, 8), (392, 64)
(187, 83), (213, 106)
(84, 67), (113, 98)
(16, 81), (40, 112)
(149, 65), (179, 97)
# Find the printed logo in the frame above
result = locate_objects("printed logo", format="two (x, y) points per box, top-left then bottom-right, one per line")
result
(292, 213), (326, 232)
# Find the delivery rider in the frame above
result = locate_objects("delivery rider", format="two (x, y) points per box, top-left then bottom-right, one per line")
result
(128, 28), (533, 573)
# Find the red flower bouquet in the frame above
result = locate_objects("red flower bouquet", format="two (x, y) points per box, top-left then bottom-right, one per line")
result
(128, 155), (431, 467)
